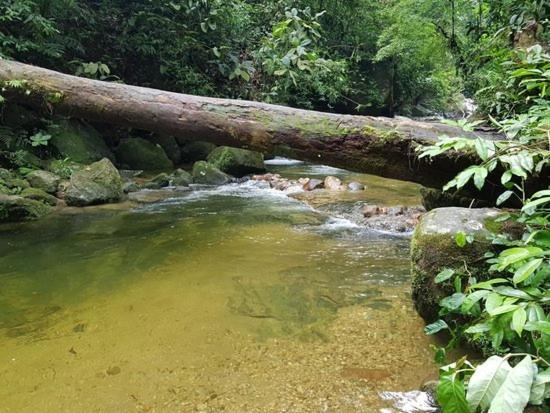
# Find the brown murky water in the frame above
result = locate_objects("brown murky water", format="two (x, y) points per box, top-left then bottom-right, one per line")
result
(0, 162), (437, 413)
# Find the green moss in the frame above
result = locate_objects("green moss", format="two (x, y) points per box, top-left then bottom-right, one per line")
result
(49, 119), (114, 164)
(115, 138), (173, 171)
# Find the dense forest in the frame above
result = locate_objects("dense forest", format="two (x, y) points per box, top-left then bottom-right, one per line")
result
(0, 1), (549, 413)
(1, 0), (547, 116)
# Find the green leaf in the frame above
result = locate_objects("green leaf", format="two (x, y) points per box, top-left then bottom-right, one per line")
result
(461, 290), (489, 313)
(437, 373), (471, 413)
(529, 369), (550, 405)
(440, 293), (466, 311)
(425, 319), (449, 335)
(474, 139), (489, 161)
(501, 171), (512, 185)
(493, 286), (534, 300)
(496, 247), (543, 271)
(455, 168), (476, 189)
(473, 167), (488, 190)
(466, 356), (511, 411)
(465, 322), (491, 334)
(485, 292), (504, 313)
(513, 258), (543, 284)
(487, 303), (519, 316)
(435, 268), (455, 283)
(524, 321), (550, 334)
(496, 190), (514, 206)
(488, 356), (534, 413)
(511, 307), (527, 336)
(455, 231), (467, 248)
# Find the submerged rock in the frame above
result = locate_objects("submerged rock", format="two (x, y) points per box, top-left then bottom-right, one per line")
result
(411, 207), (502, 321)
(26, 170), (61, 194)
(65, 158), (123, 206)
(192, 161), (231, 185)
(348, 182), (365, 191)
(207, 146), (266, 177)
(115, 138), (173, 171)
(0, 194), (52, 222)
(49, 119), (114, 164)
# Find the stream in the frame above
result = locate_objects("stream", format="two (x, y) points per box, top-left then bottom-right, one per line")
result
(0, 160), (439, 413)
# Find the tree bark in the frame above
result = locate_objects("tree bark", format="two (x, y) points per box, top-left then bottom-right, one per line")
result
(0, 59), (493, 190)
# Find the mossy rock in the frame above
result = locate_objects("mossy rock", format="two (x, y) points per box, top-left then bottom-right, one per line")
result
(179, 140), (217, 163)
(0, 194), (52, 222)
(49, 119), (114, 164)
(26, 170), (61, 194)
(207, 146), (265, 177)
(20, 188), (58, 206)
(142, 173), (171, 190)
(148, 135), (181, 165)
(171, 169), (192, 186)
(65, 158), (123, 206)
(115, 138), (173, 171)
(411, 207), (502, 322)
(192, 161), (231, 185)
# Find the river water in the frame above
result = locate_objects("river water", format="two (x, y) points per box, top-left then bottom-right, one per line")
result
(0, 160), (438, 413)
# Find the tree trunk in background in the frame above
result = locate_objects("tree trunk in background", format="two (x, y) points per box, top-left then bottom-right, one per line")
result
(0, 59), (500, 192)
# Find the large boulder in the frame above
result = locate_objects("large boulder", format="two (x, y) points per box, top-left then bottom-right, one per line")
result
(115, 138), (173, 171)
(26, 170), (61, 194)
(192, 161), (231, 185)
(0, 194), (52, 222)
(411, 207), (504, 321)
(49, 119), (114, 164)
(65, 158), (123, 206)
(179, 140), (217, 163)
(207, 146), (265, 177)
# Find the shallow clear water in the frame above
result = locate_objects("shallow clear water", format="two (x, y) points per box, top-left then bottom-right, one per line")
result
(0, 164), (437, 413)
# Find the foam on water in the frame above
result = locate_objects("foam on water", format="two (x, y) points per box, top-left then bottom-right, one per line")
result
(264, 157), (304, 165)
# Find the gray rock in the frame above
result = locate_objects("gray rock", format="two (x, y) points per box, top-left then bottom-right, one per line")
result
(26, 170), (61, 194)
(115, 138), (173, 171)
(192, 161), (231, 185)
(65, 158), (123, 206)
(207, 146), (265, 177)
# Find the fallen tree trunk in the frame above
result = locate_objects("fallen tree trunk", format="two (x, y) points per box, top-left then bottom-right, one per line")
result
(0, 59), (493, 190)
